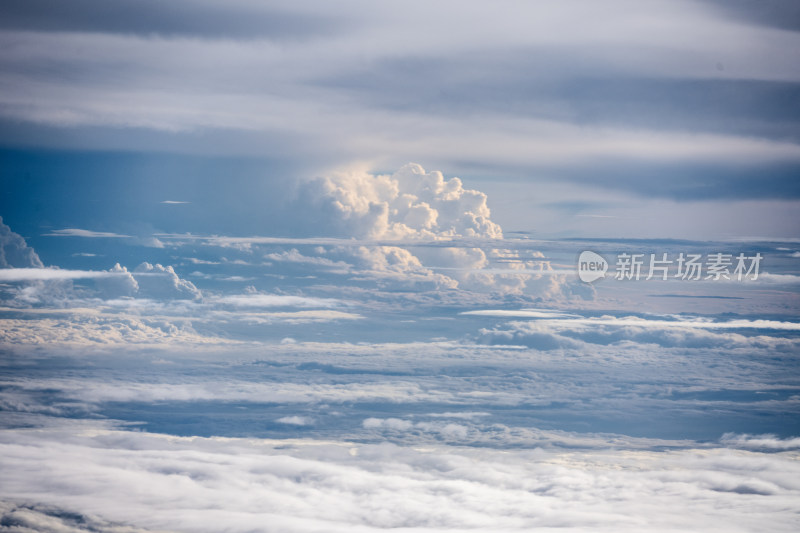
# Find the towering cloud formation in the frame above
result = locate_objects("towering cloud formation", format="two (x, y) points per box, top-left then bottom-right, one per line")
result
(0, 217), (43, 268)
(133, 262), (202, 300)
(303, 163), (576, 296)
(297, 163), (589, 296)
(303, 163), (524, 291)
(313, 163), (503, 240)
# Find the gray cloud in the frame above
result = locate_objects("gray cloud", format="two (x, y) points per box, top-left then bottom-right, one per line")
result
(0, 0), (797, 203)
(0, 0), (343, 40)
(697, 0), (800, 31)
(0, 500), (155, 533)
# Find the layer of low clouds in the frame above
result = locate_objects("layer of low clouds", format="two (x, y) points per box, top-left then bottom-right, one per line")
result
(1, 425), (799, 532)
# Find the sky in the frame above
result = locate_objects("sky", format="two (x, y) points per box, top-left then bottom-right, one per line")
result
(1, 1), (800, 532)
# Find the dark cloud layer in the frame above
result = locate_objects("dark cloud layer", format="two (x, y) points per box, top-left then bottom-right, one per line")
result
(699, 0), (800, 31)
(0, 0), (342, 40)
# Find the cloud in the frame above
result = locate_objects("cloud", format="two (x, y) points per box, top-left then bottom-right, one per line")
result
(1, 426), (799, 532)
(0, 313), (233, 346)
(211, 309), (364, 325)
(132, 262), (201, 300)
(0, 0), (341, 40)
(265, 248), (351, 272)
(0, 268), (130, 282)
(44, 228), (165, 248)
(298, 163), (574, 295)
(0, 263), (200, 305)
(362, 417), (470, 441)
(466, 311), (800, 331)
(720, 433), (800, 451)
(93, 264), (139, 298)
(348, 245), (459, 290)
(43, 228), (131, 238)
(213, 293), (342, 309)
(475, 313), (800, 350)
(305, 163), (503, 241)
(1, 376), (442, 405)
(1, 2), (798, 186)
(0, 500), (153, 533)
(0, 217), (43, 268)
(276, 416), (311, 426)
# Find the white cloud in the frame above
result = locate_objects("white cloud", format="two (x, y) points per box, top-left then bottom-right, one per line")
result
(0, 218), (43, 269)
(300, 163), (568, 295)
(362, 417), (471, 441)
(277, 416), (311, 426)
(1, 377), (444, 405)
(720, 433), (800, 451)
(43, 229), (164, 248)
(467, 311), (800, 331)
(132, 262), (202, 300)
(265, 248), (351, 272)
(475, 313), (800, 350)
(1, 426), (799, 532)
(213, 293), (342, 309)
(348, 245), (459, 289)
(94, 264), (139, 298)
(43, 228), (132, 238)
(0, 314), (234, 346)
(0, 268), (125, 282)
(309, 163), (502, 241)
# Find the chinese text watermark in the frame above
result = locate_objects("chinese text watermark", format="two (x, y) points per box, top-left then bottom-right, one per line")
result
(577, 250), (762, 283)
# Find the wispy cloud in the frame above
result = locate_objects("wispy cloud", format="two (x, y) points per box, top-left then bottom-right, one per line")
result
(0, 267), (128, 282)
(463, 310), (800, 331)
(44, 228), (131, 238)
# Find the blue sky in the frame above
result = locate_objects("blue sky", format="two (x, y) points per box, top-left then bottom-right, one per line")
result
(1, 1), (800, 532)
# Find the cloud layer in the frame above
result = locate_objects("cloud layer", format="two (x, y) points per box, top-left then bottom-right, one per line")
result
(1, 425), (799, 532)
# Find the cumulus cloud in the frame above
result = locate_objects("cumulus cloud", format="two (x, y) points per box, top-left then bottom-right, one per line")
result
(309, 163), (502, 241)
(132, 262), (202, 300)
(91, 264), (139, 299)
(295, 163), (582, 296)
(348, 245), (459, 289)
(0, 220), (198, 305)
(0, 263), (199, 304)
(0, 217), (43, 269)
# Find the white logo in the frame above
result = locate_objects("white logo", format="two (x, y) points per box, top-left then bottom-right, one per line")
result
(578, 251), (608, 283)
